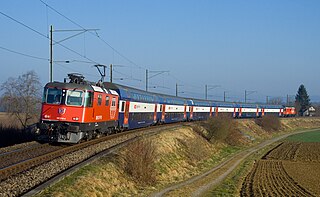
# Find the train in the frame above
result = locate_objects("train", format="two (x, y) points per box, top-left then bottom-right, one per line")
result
(36, 74), (296, 143)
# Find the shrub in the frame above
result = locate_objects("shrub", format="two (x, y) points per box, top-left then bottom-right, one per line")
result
(197, 115), (237, 143)
(255, 115), (281, 132)
(120, 139), (157, 185)
(225, 128), (246, 146)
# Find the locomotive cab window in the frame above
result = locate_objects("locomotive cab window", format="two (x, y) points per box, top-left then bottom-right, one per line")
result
(84, 91), (93, 107)
(44, 88), (63, 104)
(105, 96), (110, 106)
(97, 94), (102, 106)
(66, 90), (83, 106)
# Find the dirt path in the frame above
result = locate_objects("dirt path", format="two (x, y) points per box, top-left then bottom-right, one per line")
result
(150, 128), (319, 197)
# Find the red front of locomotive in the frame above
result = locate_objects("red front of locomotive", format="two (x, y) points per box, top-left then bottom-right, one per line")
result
(37, 81), (119, 143)
(283, 107), (297, 117)
(41, 88), (85, 123)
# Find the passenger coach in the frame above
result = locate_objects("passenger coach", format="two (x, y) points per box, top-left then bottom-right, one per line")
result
(37, 73), (294, 144)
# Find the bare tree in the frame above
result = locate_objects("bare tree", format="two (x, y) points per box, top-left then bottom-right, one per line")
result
(269, 97), (283, 105)
(0, 71), (42, 129)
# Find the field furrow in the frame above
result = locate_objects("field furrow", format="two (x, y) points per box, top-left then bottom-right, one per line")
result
(241, 159), (315, 196)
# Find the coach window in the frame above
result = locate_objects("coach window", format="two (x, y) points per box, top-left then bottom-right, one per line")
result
(105, 96), (110, 106)
(120, 101), (125, 112)
(84, 91), (93, 107)
(98, 94), (102, 106)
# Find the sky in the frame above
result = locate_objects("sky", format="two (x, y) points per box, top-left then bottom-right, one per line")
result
(0, 0), (319, 103)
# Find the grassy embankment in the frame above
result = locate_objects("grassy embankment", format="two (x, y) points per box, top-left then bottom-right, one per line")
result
(37, 117), (320, 197)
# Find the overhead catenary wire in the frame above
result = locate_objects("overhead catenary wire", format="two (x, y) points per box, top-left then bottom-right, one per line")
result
(39, 0), (210, 96)
(2, 1), (219, 99)
(0, 10), (99, 65)
(0, 45), (48, 61)
(39, 0), (146, 70)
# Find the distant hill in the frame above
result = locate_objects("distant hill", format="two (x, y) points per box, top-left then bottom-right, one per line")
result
(311, 95), (320, 104)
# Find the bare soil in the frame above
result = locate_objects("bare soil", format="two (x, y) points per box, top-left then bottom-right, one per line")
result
(241, 141), (320, 196)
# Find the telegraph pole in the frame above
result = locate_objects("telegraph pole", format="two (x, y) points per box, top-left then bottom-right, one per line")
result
(146, 69), (148, 91)
(176, 83), (178, 97)
(245, 90), (257, 103)
(48, 25), (99, 82)
(205, 85), (208, 100)
(205, 84), (220, 100)
(50, 25), (53, 82)
(224, 91), (226, 102)
(245, 90), (247, 103)
(145, 69), (169, 92)
(110, 64), (113, 83)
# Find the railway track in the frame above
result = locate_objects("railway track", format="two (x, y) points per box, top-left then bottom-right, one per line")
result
(0, 143), (62, 170)
(0, 130), (133, 181)
(0, 141), (40, 155)
(0, 123), (187, 196)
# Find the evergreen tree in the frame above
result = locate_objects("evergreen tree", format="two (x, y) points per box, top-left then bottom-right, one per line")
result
(295, 84), (310, 116)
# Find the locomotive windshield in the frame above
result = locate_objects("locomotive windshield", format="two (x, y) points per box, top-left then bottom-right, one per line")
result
(44, 88), (63, 104)
(66, 90), (84, 106)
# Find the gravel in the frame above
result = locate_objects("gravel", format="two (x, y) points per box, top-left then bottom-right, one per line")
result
(0, 131), (147, 197)
(0, 141), (39, 155)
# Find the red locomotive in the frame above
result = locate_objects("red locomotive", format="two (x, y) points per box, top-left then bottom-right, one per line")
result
(38, 74), (119, 143)
(283, 107), (297, 117)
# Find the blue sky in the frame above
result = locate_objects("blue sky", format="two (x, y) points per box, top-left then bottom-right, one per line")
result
(0, 0), (319, 103)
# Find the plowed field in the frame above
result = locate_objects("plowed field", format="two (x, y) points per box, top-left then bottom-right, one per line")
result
(241, 141), (320, 196)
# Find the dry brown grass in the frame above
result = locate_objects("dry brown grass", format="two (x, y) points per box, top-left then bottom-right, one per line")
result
(192, 115), (245, 146)
(255, 115), (281, 132)
(119, 139), (157, 185)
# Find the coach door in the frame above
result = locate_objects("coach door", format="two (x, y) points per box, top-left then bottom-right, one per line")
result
(161, 104), (166, 122)
(123, 101), (130, 128)
(153, 104), (157, 124)
(190, 106), (194, 119)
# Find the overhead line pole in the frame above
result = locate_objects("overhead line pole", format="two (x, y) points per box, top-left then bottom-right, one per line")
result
(48, 25), (99, 82)
(146, 69), (148, 91)
(245, 90), (257, 103)
(146, 69), (169, 92)
(245, 90), (247, 103)
(110, 64), (113, 83)
(50, 25), (53, 82)
(205, 84), (220, 100)
(176, 83), (178, 97)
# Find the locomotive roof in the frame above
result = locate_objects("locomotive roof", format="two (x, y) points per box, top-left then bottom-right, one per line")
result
(45, 82), (118, 95)
(45, 82), (95, 91)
